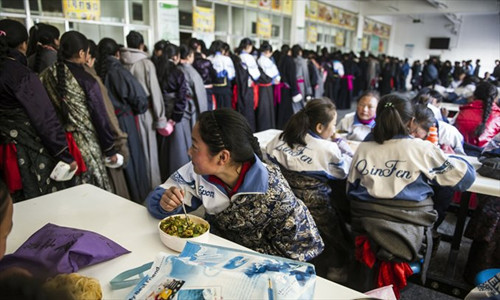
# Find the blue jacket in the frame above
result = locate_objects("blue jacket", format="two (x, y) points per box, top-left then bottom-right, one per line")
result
(147, 156), (324, 262)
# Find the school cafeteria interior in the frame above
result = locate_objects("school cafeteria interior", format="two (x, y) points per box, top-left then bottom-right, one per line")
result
(1, 0), (499, 299)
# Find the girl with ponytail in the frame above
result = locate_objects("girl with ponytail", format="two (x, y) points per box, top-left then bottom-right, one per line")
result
(0, 19), (75, 201)
(346, 94), (476, 294)
(27, 23), (60, 73)
(146, 108), (324, 262)
(96, 37), (150, 203)
(455, 81), (499, 147)
(156, 42), (192, 181)
(39, 31), (118, 192)
(265, 98), (352, 277)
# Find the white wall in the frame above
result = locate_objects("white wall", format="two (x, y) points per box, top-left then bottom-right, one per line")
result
(390, 14), (499, 75)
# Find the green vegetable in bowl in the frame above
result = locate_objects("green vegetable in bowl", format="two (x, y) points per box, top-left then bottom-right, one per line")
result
(160, 216), (209, 238)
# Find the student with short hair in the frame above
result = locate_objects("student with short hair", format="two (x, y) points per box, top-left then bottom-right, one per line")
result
(121, 31), (171, 189)
(147, 109), (324, 262)
(337, 91), (379, 141)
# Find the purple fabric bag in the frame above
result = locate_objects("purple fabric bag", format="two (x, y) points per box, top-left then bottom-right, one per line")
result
(0, 223), (130, 278)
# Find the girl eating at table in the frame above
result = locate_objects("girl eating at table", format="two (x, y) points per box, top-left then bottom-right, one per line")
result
(146, 108), (324, 262)
(264, 98), (352, 279)
(337, 91), (379, 141)
(347, 94), (476, 295)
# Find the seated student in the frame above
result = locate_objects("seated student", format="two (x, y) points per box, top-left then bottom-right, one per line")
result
(455, 81), (500, 148)
(146, 109), (324, 262)
(337, 91), (379, 141)
(463, 133), (500, 285)
(412, 104), (465, 155)
(411, 104), (464, 245)
(347, 94), (476, 295)
(265, 98), (352, 279)
(413, 87), (449, 123)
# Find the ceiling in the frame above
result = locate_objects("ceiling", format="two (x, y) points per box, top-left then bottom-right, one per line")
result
(350, 0), (500, 17)
(329, 0), (499, 34)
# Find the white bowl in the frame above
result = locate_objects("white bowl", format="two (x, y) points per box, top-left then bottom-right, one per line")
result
(158, 214), (210, 252)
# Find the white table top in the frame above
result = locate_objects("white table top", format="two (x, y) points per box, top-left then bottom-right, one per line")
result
(439, 102), (461, 112)
(6, 184), (366, 300)
(255, 129), (500, 197)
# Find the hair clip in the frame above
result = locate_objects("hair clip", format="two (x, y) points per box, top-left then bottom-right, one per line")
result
(384, 102), (394, 108)
(0, 30), (6, 36)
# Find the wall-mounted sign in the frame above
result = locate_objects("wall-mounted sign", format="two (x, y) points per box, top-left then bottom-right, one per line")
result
(193, 6), (214, 33)
(62, 0), (100, 20)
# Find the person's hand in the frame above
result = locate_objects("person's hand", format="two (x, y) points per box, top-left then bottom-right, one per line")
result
(69, 161), (78, 171)
(109, 154), (118, 164)
(159, 187), (184, 212)
(441, 144), (455, 154)
(441, 107), (449, 119)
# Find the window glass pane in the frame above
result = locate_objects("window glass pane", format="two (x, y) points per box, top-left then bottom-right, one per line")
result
(130, 0), (150, 25)
(214, 4), (228, 33)
(1, 0), (25, 10)
(100, 0), (125, 22)
(231, 7), (244, 37)
(283, 17), (290, 41)
(70, 22), (124, 45)
(196, 0), (211, 9)
(271, 15), (280, 37)
(179, 0), (192, 12)
(246, 9), (257, 36)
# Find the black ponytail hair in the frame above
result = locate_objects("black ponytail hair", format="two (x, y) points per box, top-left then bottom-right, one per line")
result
(0, 19), (28, 63)
(208, 40), (223, 56)
(56, 31), (89, 121)
(236, 38), (252, 55)
(156, 42), (179, 86)
(29, 23), (60, 73)
(473, 81), (499, 137)
(198, 108), (263, 162)
(96, 37), (119, 80)
(280, 98), (337, 148)
(259, 41), (272, 58)
(373, 94), (414, 144)
(179, 44), (193, 60)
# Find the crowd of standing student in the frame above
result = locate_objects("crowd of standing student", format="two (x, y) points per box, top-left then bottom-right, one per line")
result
(1, 18), (500, 297)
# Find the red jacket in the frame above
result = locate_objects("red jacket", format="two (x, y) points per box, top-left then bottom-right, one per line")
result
(455, 100), (500, 147)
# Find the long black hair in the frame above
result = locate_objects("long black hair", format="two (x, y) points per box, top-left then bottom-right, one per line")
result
(156, 42), (179, 85)
(96, 37), (119, 80)
(56, 31), (89, 121)
(198, 109), (262, 162)
(280, 98), (337, 148)
(27, 23), (59, 72)
(0, 19), (28, 63)
(373, 94), (414, 144)
(236, 38), (252, 55)
(473, 81), (499, 137)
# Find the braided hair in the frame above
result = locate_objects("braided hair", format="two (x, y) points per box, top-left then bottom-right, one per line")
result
(56, 31), (89, 121)
(96, 37), (119, 81)
(198, 109), (262, 162)
(27, 23), (60, 73)
(473, 81), (499, 137)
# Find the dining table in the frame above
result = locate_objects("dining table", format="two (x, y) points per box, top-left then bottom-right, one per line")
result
(5, 184), (367, 299)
